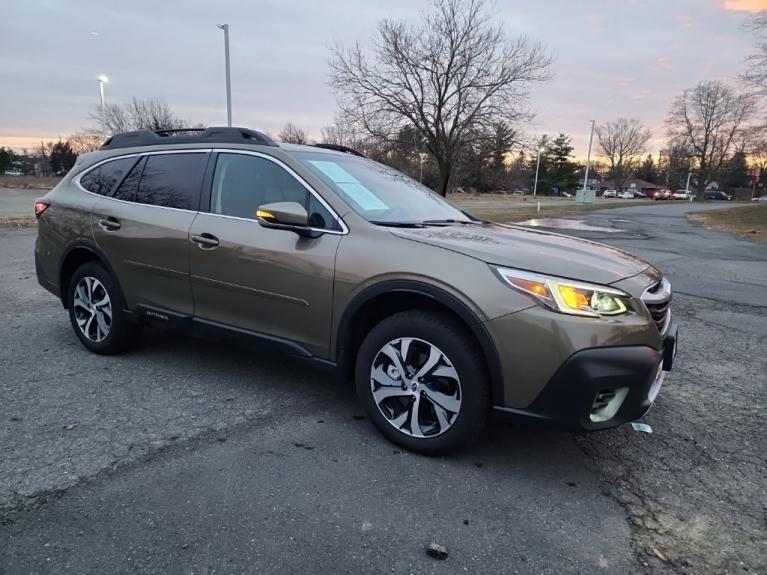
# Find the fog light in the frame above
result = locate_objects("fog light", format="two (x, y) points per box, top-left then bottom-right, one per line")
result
(590, 387), (629, 423)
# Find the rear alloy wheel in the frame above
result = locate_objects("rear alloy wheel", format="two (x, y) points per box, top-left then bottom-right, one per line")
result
(67, 262), (137, 355)
(355, 310), (489, 455)
(72, 276), (112, 343)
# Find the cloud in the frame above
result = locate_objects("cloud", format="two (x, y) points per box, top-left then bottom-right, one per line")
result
(723, 0), (767, 12)
(674, 15), (694, 28)
(650, 55), (673, 70)
(617, 77), (634, 87)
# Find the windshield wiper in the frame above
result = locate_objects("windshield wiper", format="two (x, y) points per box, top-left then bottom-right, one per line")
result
(420, 218), (481, 225)
(370, 218), (482, 228)
(370, 220), (426, 228)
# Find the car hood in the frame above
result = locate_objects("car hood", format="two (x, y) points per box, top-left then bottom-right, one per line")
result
(390, 222), (652, 285)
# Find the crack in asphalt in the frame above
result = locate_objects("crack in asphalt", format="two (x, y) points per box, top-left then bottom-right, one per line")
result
(674, 290), (767, 309)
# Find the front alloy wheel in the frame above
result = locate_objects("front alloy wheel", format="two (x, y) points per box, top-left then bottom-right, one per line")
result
(355, 310), (489, 455)
(370, 337), (462, 438)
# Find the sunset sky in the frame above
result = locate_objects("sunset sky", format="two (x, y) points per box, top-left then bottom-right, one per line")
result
(1, 0), (765, 155)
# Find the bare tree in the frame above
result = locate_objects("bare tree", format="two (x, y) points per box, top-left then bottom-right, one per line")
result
(658, 137), (693, 190)
(743, 12), (767, 95)
(67, 131), (103, 155)
(320, 113), (361, 147)
(596, 118), (651, 191)
(92, 97), (188, 135)
(278, 122), (309, 144)
(666, 81), (755, 195)
(330, 0), (551, 196)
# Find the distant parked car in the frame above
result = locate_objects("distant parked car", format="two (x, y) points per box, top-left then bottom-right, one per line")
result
(512, 190), (525, 196)
(4, 169), (23, 176)
(631, 190), (647, 199)
(561, 191), (573, 198)
(617, 191), (634, 199)
(672, 190), (693, 200)
(703, 191), (732, 201)
(653, 189), (672, 201)
(603, 189), (617, 198)
(752, 195), (767, 203)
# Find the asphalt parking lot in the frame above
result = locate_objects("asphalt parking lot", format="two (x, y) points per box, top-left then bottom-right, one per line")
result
(1, 202), (765, 574)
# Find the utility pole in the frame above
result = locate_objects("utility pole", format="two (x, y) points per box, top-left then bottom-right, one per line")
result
(217, 24), (232, 126)
(582, 120), (595, 191)
(533, 147), (545, 198)
(685, 158), (693, 197)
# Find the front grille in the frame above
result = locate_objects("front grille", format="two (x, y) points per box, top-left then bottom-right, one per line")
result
(642, 278), (671, 335)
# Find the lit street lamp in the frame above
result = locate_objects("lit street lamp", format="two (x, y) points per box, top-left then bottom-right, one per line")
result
(533, 146), (546, 198)
(217, 24), (232, 126)
(97, 75), (109, 120)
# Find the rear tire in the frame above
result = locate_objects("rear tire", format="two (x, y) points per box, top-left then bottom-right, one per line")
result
(355, 310), (489, 455)
(67, 262), (137, 355)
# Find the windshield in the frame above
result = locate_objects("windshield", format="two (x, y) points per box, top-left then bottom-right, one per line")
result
(292, 151), (472, 225)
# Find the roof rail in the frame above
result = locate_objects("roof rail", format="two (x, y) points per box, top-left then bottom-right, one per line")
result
(100, 126), (278, 150)
(312, 143), (366, 158)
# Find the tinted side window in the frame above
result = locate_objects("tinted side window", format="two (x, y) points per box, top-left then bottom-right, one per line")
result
(113, 156), (146, 202)
(135, 153), (207, 210)
(211, 153), (338, 229)
(79, 157), (137, 196)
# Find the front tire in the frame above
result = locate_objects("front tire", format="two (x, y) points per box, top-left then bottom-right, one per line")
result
(67, 262), (137, 355)
(355, 310), (489, 455)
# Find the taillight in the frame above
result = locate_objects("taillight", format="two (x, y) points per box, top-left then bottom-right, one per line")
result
(34, 198), (51, 218)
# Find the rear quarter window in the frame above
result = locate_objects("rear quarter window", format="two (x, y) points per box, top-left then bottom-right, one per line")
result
(79, 157), (137, 196)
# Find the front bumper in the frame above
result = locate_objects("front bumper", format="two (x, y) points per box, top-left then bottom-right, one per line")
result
(494, 321), (678, 431)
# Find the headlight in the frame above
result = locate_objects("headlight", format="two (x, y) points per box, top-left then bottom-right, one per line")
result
(492, 266), (631, 317)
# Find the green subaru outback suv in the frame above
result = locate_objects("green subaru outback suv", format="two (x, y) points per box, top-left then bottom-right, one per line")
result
(34, 127), (677, 454)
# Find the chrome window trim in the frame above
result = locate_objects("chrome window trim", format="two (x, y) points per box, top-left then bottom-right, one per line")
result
(72, 148), (212, 214)
(72, 148), (212, 196)
(210, 148), (349, 235)
(73, 147), (350, 234)
(73, 149), (211, 214)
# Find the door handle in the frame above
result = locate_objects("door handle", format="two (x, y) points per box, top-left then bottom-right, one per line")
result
(191, 233), (220, 249)
(98, 217), (121, 231)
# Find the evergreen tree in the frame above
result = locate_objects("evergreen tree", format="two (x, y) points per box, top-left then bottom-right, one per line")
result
(548, 133), (579, 193)
(721, 151), (750, 189)
(0, 147), (16, 173)
(50, 140), (77, 174)
(637, 154), (657, 183)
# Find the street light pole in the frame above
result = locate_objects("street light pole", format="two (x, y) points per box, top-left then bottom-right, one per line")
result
(582, 119), (595, 191)
(685, 158), (694, 198)
(217, 24), (232, 127)
(97, 75), (109, 123)
(533, 147), (544, 198)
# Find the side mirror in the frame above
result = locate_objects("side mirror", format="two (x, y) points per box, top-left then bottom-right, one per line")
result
(256, 201), (309, 233)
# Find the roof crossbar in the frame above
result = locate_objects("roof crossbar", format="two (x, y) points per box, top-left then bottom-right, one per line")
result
(100, 126), (278, 150)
